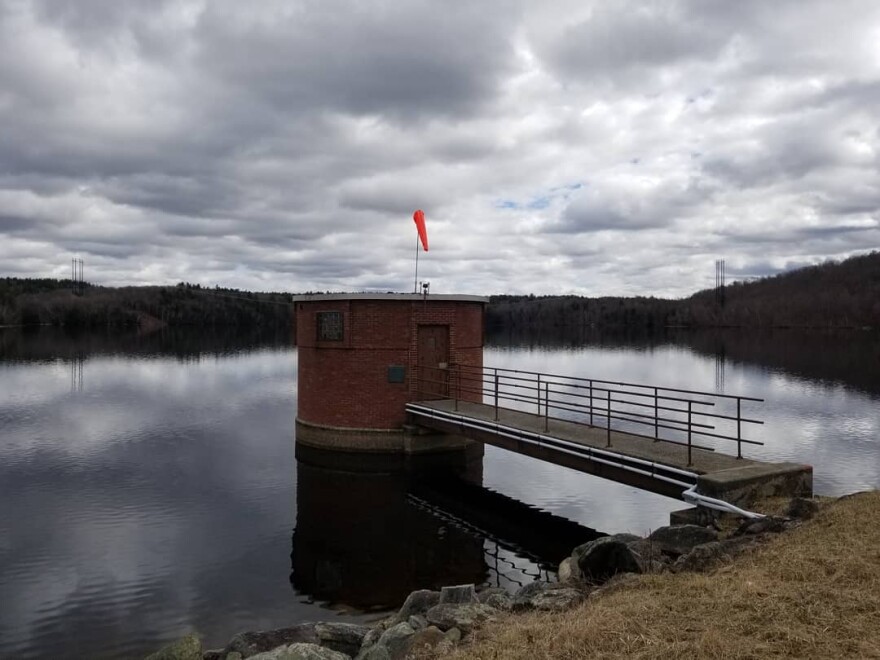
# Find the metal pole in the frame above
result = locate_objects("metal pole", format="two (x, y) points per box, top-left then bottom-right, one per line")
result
(413, 233), (419, 293)
(589, 380), (593, 426)
(536, 374), (542, 415)
(653, 387), (659, 441)
(454, 364), (459, 411)
(606, 390), (612, 448)
(494, 371), (499, 421)
(736, 397), (742, 459)
(544, 381), (549, 432)
(687, 400), (693, 467)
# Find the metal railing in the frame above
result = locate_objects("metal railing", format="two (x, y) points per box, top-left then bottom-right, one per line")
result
(412, 363), (763, 465)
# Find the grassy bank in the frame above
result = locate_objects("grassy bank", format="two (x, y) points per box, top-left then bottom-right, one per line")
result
(442, 492), (880, 659)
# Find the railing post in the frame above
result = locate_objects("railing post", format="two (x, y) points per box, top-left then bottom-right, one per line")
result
(454, 364), (459, 411)
(687, 400), (693, 467)
(544, 381), (549, 432)
(536, 374), (542, 416)
(653, 387), (659, 441)
(494, 370), (499, 421)
(606, 390), (612, 448)
(736, 397), (742, 459)
(589, 380), (593, 426)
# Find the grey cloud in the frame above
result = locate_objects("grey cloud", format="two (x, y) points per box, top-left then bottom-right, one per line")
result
(1, 0), (880, 297)
(539, 2), (729, 85)
(194, 0), (522, 121)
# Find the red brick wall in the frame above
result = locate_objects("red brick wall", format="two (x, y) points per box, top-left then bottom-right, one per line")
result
(296, 298), (484, 429)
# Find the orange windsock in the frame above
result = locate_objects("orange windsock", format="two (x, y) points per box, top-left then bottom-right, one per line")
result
(413, 209), (428, 251)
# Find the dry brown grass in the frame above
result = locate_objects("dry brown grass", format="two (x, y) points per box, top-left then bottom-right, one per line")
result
(443, 492), (880, 660)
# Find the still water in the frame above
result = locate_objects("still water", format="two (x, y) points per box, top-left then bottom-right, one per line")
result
(1, 326), (878, 659)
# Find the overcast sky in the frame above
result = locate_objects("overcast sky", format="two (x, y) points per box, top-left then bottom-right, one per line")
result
(1, 0), (879, 297)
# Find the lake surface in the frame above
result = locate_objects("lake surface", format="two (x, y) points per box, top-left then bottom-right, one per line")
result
(1, 326), (878, 659)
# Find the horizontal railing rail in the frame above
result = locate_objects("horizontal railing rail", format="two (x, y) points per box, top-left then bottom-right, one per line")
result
(412, 363), (764, 466)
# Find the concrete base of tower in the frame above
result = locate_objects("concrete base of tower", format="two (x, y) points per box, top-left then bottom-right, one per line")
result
(295, 418), (483, 457)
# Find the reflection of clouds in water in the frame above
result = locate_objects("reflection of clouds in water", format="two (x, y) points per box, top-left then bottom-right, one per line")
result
(0, 353), (297, 459)
(482, 446), (682, 536)
(485, 346), (880, 497)
(0, 349), (309, 658)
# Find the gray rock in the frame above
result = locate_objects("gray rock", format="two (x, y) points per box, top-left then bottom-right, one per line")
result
(572, 534), (644, 583)
(391, 589), (440, 624)
(225, 625), (319, 658)
(376, 622), (415, 659)
(511, 581), (546, 608)
(439, 584), (478, 605)
(358, 626), (382, 654)
(785, 497), (820, 520)
(735, 516), (787, 537)
(407, 615), (427, 631)
(425, 603), (497, 634)
(530, 586), (586, 611)
(399, 626), (446, 657)
(511, 581), (585, 611)
(479, 589), (513, 611)
(314, 623), (370, 657)
(647, 525), (718, 557)
(145, 633), (202, 660)
(249, 643), (349, 660)
(225, 654), (243, 660)
(625, 539), (667, 568)
(557, 556), (582, 583)
(444, 628), (462, 644)
(355, 645), (390, 660)
(673, 536), (760, 573)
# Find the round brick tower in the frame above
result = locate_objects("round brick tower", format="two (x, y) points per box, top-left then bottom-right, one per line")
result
(293, 293), (486, 453)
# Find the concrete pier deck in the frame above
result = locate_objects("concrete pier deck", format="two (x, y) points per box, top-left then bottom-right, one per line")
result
(406, 399), (812, 505)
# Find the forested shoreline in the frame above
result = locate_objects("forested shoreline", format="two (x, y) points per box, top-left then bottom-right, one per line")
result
(0, 280), (294, 329)
(488, 251), (880, 330)
(1, 251), (878, 330)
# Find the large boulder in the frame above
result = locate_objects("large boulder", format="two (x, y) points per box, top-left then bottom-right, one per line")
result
(425, 603), (497, 634)
(391, 589), (440, 624)
(249, 643), (349, 660)
(314, 623), (371, 657)
(144, 633), (202, 660)
(225, 625), (319, 658)
(647, 525), (718, 557)
(511, 581), (586, 612)
(571, 534), (644, 583)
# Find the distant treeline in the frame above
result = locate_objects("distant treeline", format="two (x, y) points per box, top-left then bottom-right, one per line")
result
(2, 250), (878, 330)
(0, 279), (295, 329)
(488, 251), (880, 330)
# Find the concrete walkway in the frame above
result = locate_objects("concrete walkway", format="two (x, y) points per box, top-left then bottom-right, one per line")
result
(408, 399), (812, 504)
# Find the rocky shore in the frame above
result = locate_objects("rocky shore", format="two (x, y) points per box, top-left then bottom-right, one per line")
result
(146, 496), (820, 660)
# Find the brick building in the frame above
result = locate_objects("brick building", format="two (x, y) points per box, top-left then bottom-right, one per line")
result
(293, 293), (486, 453)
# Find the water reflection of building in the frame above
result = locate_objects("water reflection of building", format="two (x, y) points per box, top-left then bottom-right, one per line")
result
(291, 445), (603, 611)
(290, 447), (486, 612)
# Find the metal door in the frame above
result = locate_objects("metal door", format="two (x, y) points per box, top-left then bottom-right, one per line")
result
(417, 325), (449, 399)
